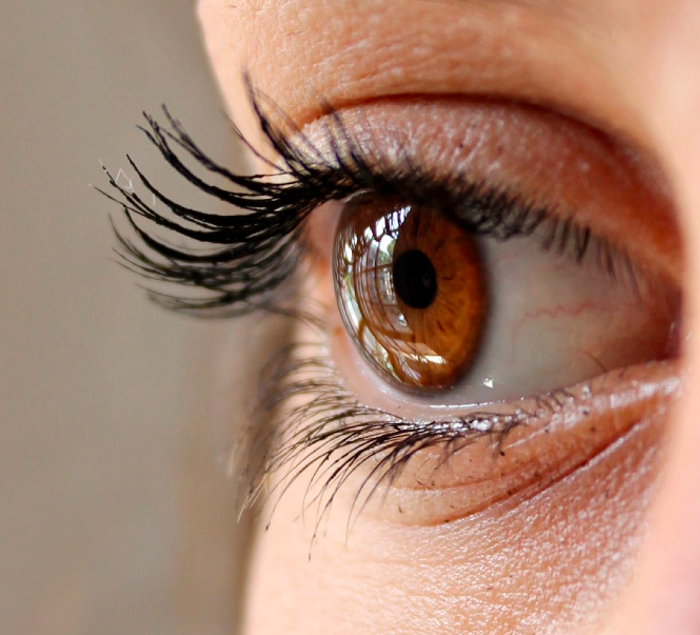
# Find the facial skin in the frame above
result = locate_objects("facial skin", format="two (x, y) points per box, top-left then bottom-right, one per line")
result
(197, 1), (700, 633)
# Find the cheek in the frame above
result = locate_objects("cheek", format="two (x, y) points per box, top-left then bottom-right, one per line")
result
(243, 410), (666, 635)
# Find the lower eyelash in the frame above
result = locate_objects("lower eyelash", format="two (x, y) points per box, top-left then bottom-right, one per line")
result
(241, 318), (576, 530)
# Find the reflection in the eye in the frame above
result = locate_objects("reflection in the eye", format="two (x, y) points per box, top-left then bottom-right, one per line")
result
(335, 196), (487, 392)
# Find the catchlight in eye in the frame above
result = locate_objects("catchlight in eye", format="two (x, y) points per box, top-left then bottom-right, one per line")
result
(333, 195), (487, 392)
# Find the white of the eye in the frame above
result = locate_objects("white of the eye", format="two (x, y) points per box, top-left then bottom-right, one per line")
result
(447, 228), (673, 404)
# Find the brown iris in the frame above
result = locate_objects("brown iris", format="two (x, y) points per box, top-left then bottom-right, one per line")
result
(333, 196), (487, 391)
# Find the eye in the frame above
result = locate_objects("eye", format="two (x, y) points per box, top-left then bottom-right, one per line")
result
(104, 92), (683, 526)
(295, 99), (681, 522)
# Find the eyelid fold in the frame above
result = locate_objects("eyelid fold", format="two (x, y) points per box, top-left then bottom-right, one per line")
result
(298, 97), (681, 285)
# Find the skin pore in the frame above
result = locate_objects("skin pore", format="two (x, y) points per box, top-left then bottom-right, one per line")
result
(197, 0), (700, 633)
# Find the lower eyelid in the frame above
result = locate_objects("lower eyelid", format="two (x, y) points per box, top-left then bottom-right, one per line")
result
(262, 287), (678, 526)
(330, 360), (679, 526)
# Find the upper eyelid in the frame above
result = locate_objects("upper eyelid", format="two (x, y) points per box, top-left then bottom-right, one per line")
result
(308, 98), (680, 283)
(100, 87), (678, 319)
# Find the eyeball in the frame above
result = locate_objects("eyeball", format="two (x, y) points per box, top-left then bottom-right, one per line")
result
(332, 188), (678, 406)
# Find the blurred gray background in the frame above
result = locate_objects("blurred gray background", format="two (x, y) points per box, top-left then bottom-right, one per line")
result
(0, 2), (260, 633)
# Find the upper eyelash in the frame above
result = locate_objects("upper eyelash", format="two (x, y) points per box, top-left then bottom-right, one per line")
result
(98, 83), (637, 317)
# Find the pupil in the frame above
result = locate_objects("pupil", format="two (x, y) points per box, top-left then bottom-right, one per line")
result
(392, 249), (438, 310)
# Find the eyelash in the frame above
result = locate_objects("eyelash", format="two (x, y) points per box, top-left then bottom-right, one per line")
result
(100, 84), (636, 523)
(247, 337), (579, 533)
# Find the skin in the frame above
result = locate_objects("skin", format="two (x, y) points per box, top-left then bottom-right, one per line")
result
(197, 1), (700, 633)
